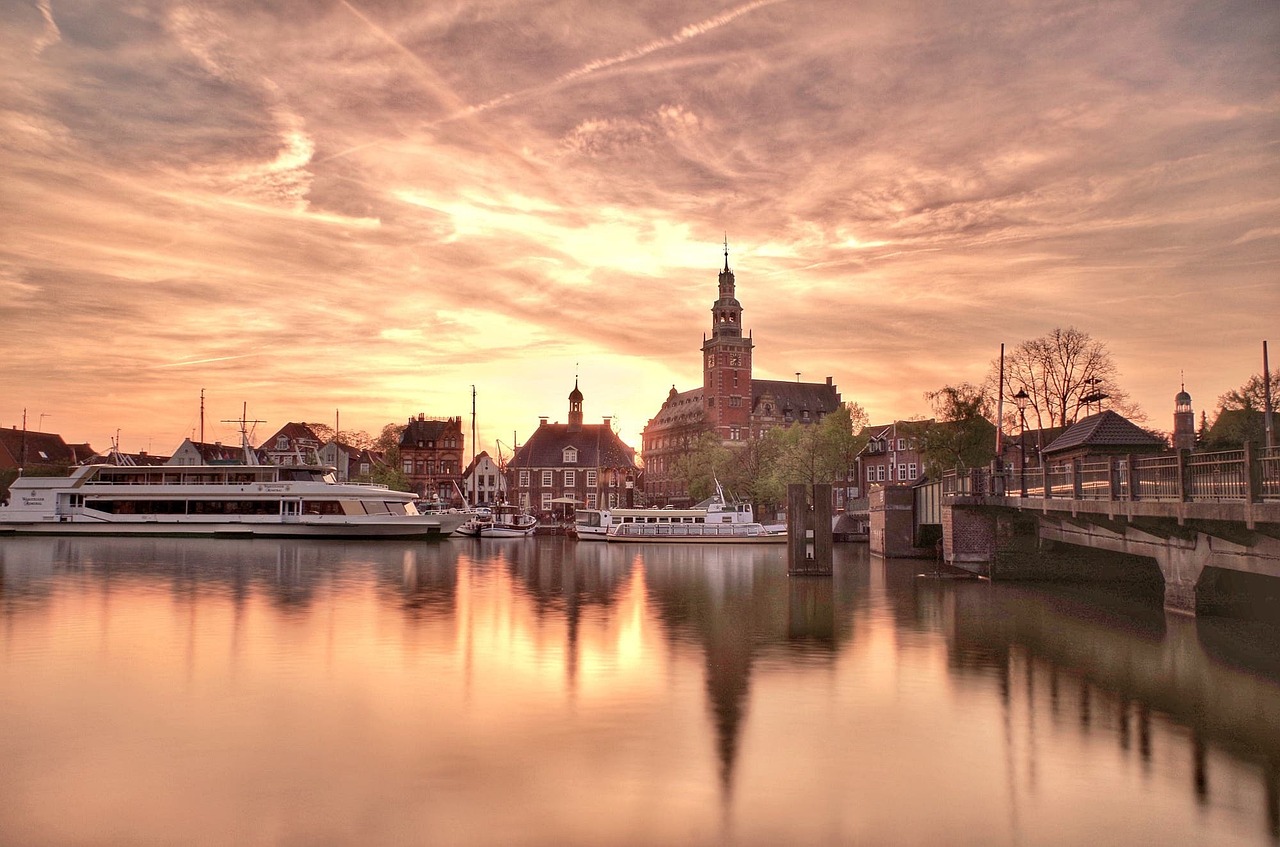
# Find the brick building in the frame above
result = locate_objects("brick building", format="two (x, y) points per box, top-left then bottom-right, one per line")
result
(642, 246), (842, 505)
(399, 414), (465, 504)
(508, 382), (638, 514)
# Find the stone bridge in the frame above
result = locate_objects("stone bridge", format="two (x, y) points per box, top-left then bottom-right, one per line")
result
(941, 444), (1280, 615)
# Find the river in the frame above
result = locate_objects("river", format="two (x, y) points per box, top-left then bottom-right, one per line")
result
(0, 536), (1276, 846)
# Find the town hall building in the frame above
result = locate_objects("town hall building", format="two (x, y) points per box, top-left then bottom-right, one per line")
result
(641, 246), (842, 505)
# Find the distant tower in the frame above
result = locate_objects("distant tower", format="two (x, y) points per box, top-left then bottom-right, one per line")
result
(568, 378), (584, 432)
(1173, 379), (1195, 451)
(701, 239), (754, 441)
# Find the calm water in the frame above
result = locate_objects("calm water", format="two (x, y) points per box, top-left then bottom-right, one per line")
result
(1, 536), (1277, 847)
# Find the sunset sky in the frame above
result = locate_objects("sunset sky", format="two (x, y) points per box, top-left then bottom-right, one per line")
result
(2, 0), (1277, 458)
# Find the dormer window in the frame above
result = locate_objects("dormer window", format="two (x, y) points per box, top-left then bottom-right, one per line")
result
(563, 447), (578, 464)
(276, 436), (289, 450)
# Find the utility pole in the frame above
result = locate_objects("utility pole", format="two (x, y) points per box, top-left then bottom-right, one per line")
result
(200, 388), (205, 443)
(1265, 340), (1275, 449)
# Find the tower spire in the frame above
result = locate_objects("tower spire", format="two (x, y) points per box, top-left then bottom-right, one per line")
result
(723, 233), (729, 272)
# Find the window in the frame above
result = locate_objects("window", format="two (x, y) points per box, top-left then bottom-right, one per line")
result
(541, 470), (553, 487)
(608, 493), (618, 508)
(729, 427), (741, 440)
(876, 465), (886, 482)
(563, 447), (578, 464)
(564, 470), (576, 487)
(402, 460), (413, 474)
(586, 470), (597, 488)
(729, 396), (741, 407)
(908, 463), (918, 479)
(586, 493), (598, 509)
(541, 493), (553, 511)
(518, 470), (529, 487)
(897, 464), (908, 480)
(897, 438), (906, 450)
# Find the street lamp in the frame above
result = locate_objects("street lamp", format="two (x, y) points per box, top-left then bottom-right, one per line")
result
(1013, 389), (1029, 497)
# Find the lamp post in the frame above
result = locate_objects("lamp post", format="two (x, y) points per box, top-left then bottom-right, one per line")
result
(1013, 389), (1029, 497)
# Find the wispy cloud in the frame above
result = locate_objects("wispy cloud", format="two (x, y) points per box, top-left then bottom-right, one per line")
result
(0, 0), (1276, 454)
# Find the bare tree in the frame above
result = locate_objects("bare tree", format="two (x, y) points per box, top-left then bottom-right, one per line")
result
(988, 327), (1145, 430)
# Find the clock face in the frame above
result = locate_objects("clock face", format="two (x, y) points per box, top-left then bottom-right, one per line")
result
(729, 354), (741, 366)
(706, 354), (715, 369)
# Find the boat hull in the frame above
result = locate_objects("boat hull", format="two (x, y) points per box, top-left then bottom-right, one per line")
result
(606, 525), (786, 544)
(0, 513), (468, 540)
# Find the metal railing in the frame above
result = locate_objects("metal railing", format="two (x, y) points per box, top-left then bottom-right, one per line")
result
(942, 445), (1280, 503)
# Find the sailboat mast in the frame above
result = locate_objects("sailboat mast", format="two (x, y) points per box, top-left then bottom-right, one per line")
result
(471, 385), (477, 508)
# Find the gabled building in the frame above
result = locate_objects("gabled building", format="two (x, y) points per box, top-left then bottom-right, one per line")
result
(850, 421), (928, 499)
(319, 440), (383, 483)
(168, 439), (260, 465)
(509, 382), (639, 515)
(642, 245), (842, 506)
(399, 414), (465, 504)
(462, 451), (505, 506)
(0, 427), (89, 473)
(1040, 410), (1166, 465)
(259, 423), (325, 466)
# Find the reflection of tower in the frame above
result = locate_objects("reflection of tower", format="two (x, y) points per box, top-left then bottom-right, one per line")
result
(1173, 382), (1195, 452)
(704, 618), (753, 799)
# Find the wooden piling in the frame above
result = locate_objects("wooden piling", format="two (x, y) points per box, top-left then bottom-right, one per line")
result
(787, 483), (833, 576)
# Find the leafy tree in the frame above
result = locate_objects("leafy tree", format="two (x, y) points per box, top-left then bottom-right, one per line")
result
(671, 431), (737, 503)
(376, 423), (406, 452)
(763, 403), (869, 500)
(1201, 369), (1280, 448)
(368, 445), (410, 491)
(988, 327), (1144, 431)
(918, 384), (997, 477)
(1216, 369), (1280, 413)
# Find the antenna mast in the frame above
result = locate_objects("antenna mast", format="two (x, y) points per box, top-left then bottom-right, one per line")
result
(221, 402), (266, 465)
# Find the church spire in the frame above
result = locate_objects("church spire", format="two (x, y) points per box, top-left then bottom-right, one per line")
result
(724, 233), (730, 273)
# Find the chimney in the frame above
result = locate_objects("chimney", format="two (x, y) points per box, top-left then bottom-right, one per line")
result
(602, 417), (611, 428)
(827, 376), (833, 386)
(539, 416), (548, 426)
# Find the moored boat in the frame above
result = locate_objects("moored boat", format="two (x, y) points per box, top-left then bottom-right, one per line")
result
(454, 504), (538, 538)
(0, 463), (468, 539)
(595, 484), (786, 544)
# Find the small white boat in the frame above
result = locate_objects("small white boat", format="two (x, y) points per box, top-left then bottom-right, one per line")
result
(572, 508), (611, 541)
(454, 504), (538, 538)
(600, 483), (786, 544)
(0, 463), (468, 539)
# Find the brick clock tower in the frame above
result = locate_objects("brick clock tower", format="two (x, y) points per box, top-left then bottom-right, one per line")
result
(701, 241), (754, 442)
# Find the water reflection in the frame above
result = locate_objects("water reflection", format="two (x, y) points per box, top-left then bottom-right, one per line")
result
(0, 537), (1276, 846)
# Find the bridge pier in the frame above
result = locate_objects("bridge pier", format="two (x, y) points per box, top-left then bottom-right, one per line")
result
(944, 506), (1219, 614)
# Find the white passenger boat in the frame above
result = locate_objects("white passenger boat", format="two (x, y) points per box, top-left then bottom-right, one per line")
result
(572, 508), (611, 541)
(595, 485), (786, 544)
(454, 504), (538, 538)
(0, 463), (468, 539)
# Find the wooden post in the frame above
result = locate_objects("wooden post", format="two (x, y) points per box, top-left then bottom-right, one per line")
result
(1177, 449), (1190, 502)
(787, 484), (808, 572)
(813, 483), (833, 573)
(1108, 456), (1120, 501)
(1244, 441), (1261, 531)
